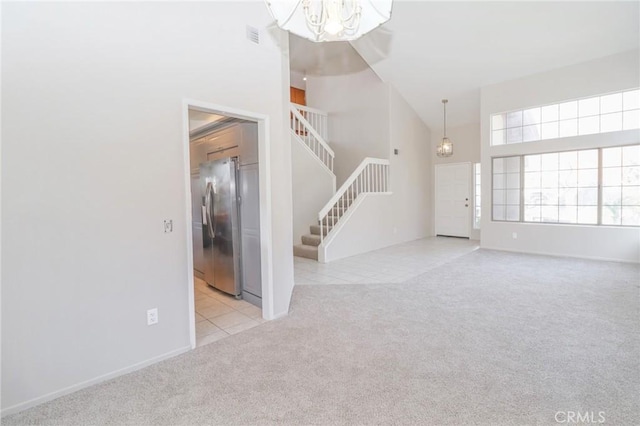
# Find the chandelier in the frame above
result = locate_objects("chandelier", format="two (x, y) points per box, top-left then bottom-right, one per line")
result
(437, 99), (453, 158)
(266, 0), (393, 42)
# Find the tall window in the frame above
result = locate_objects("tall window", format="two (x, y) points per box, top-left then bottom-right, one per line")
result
(523, 150), (598, 224)
(491, 144), (640, 227)
(474, 163), (481, 229)
(492, 156), (520, 221)
(602, 145), (640, 225)
(491, 89), (640, 145)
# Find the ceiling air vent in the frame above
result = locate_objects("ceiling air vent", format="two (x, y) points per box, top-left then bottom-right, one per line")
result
(246, 26), (260, 44)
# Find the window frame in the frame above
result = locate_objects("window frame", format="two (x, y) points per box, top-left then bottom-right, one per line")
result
(490, 88), (640, 146)
(491, 156), (521, 222)
(491, 143), (640, 227)
(473, 163), (481, 229)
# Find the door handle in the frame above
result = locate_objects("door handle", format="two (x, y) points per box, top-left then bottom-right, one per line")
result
(205, 182), (215, 238)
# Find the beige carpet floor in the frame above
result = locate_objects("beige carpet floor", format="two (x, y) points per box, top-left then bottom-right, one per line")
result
(4, 249), (639, 425)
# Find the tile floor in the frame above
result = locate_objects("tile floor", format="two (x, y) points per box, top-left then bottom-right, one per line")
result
(195, 237), (478, 347)
(294, 236), (479, 285)
(194, 277), (265, 347)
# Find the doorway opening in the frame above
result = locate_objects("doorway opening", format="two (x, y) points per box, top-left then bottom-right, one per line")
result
(182, 100), (273, 349)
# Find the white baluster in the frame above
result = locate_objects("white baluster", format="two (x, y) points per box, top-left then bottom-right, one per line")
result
(372, 164), (378, 192)
(386, 165), (389, 191)
(375, 164), (378, 192)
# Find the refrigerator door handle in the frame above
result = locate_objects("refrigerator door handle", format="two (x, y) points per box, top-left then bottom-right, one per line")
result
(205, 182), (215, 239)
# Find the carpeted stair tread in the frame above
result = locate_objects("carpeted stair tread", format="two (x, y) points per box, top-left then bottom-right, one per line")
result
(301, 234), (321, 247)
(310, 225), (330, 236)
(293, 244), (318, 260)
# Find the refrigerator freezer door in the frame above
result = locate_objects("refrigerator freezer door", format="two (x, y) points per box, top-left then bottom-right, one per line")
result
(211, 158), (242, 296)
(200, 163), (216, 286)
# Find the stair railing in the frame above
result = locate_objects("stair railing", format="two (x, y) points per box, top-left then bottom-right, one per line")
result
(317, 157), (390, 243)
(291, 103), (328, 141)
(290, 105), (334, 172)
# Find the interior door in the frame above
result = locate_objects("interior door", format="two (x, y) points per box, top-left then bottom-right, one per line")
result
(435, 163), (471, 238)
(290, 87), (306, 105)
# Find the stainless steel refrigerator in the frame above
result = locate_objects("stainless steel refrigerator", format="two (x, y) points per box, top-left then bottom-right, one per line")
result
(200, 157), (241, 297)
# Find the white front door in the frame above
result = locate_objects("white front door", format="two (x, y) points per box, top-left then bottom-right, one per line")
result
(435, 163), (471, 238)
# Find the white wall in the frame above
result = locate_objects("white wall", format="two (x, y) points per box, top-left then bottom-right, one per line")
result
(290, 70), (306, 91)
(322, 194), (395, 262)
(388, 86), (431, 242)
(291, 135), (335, 244)
(480, 50), (640, 262)
(320, 86), (431, 262)
(1, 2), (294, 414)
(431, 122), (481, 240)
(306, 67), (390, 186)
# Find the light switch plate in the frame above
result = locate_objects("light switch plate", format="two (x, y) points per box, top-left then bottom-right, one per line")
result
(164, 220), (173, 233)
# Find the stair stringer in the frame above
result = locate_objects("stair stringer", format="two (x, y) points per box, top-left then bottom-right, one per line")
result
(318, 192), (393, 263)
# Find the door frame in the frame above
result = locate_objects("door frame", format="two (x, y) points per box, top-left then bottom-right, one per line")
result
(182, 99), (274, 349)
(434, 162), (472, 238)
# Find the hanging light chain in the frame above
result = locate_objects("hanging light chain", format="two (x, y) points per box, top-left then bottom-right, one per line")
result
(443, 99), (447, 138)
(437, 99), (453, 158)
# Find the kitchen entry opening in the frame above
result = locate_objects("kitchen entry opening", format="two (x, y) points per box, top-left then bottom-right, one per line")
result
(184, 103), (270, 348)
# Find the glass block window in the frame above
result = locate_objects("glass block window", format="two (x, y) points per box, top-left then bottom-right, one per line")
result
(492, 156), (520, 221)
(474, 163), (481, 229)
(602, 145), (640, 226)
(491, 89), (640, 145)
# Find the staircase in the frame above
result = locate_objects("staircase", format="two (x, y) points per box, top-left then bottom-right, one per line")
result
(294, 195), (350, 260)
(290, 103), (390, 262)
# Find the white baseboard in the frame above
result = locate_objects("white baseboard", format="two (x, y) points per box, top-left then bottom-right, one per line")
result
(1, 345), (192, 417)
(480, 245), (640, 264)
(270, 310), (289, 320)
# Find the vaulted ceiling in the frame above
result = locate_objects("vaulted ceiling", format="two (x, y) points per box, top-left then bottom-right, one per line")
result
(289, 1), (639, 131)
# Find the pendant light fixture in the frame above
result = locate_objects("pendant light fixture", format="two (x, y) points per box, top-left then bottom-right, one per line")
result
(437, 99), (453, 157)
(265, 0), (393, 42)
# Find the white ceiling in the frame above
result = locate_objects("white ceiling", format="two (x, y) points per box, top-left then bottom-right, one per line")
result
(290, 1), (639, 130)
(188, 110), (226, 133)
(289, 35), (370, 76)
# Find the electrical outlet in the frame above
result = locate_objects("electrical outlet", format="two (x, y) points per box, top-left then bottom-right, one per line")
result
(164, 220), (173, 233)
(147, 308), (158, 325)
(512, 232), (518, 239)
